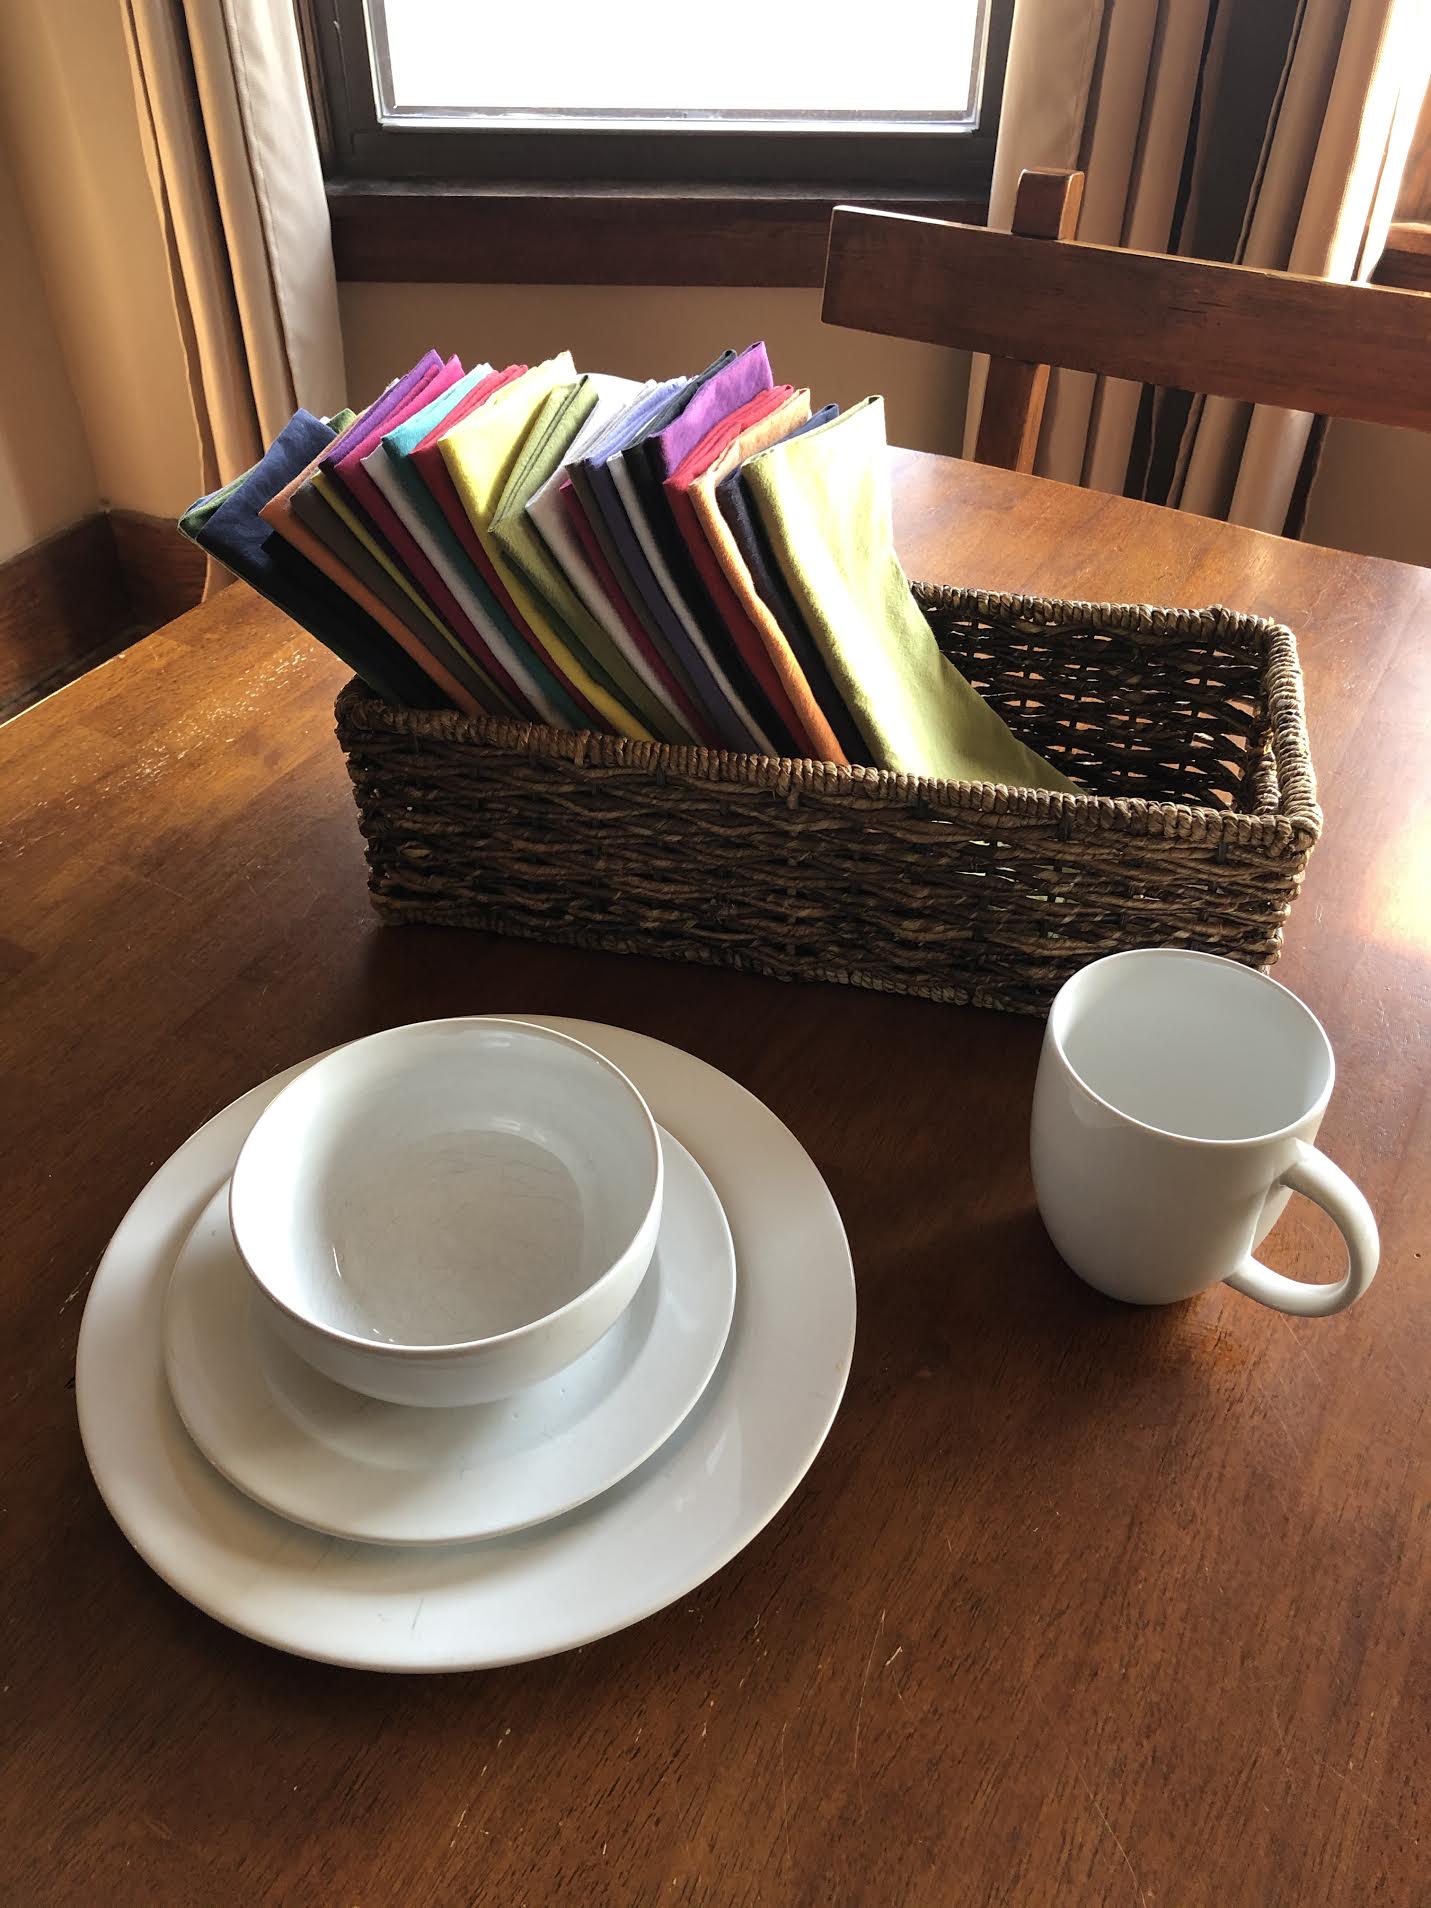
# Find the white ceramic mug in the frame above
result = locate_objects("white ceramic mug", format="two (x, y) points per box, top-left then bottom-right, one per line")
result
(1030, 948), (1378, 1316)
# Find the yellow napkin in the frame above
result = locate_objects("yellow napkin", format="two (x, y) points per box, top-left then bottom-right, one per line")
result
(742, 398), (1076, 789)
(439, 356), (652, 741)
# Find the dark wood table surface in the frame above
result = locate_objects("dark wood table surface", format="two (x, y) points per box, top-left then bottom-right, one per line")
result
(3, 453), (1426, 1907)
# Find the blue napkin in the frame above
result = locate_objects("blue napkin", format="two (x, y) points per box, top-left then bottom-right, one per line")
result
(186, 410), (443, 706)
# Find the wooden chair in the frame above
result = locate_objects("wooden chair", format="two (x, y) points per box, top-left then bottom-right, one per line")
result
(821, 168), (1431, 471)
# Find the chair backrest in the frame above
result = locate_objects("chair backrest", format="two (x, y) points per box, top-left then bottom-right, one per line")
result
(821, 167), (1431, 470)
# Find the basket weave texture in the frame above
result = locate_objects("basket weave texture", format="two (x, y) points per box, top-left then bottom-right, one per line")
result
(335, 583), (1322, 1015)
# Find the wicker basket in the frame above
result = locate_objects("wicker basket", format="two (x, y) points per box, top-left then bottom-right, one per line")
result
(335, 582), (1322, 1015)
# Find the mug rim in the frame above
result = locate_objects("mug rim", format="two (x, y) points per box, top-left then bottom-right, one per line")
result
(1047, 947), (1336, 1150)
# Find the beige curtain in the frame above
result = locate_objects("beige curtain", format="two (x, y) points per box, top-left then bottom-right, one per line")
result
(966, 0), (1430, 533)
(122, 0), (345, 505)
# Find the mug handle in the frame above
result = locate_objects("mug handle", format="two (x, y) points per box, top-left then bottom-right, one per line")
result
(1225, 1141), (1379, 1318)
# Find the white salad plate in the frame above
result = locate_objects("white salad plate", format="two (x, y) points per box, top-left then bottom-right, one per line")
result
(162, 1129), (736, 1547)
(76, 1017), (856, 1672)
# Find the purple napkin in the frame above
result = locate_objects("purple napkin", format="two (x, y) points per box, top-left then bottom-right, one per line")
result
(318, 350), (446, 471)
(641, 342), (774, 483)
(615, 342), (788, 748)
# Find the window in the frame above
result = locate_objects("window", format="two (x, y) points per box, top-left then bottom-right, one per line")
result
(303, 0), (1010, 284)
(375, 0), (986, 134)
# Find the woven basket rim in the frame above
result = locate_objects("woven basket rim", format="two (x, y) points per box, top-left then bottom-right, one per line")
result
(334, 584), (1322, 847)
(914, 579), (1285, 634)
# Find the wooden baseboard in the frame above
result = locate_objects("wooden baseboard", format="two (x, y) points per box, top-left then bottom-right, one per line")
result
(0, 508), (205, 719)
(0, 515), (130, 713)
(109, 508), (207, 629)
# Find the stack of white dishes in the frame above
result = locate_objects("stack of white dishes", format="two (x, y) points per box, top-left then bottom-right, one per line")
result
(76, 1015), (855, 1671)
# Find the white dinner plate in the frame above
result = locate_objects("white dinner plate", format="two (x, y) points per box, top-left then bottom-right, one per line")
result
(75, 1018), (855, 1671)
(162, 1130), (736, 1546)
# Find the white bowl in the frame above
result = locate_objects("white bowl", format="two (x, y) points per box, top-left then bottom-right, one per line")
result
(228, 1018), (663, 1406)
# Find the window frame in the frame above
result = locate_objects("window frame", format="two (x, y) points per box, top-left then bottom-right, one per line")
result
(299, 0), (1009, 285)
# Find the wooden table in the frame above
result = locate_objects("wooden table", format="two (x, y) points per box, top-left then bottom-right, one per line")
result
(3, 454), (1427, 1907)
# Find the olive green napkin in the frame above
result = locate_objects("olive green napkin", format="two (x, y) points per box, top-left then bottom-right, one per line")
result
(489, 379), (685, 741)
(742, 398), (1076, 790)
(438, 354), (652, 741)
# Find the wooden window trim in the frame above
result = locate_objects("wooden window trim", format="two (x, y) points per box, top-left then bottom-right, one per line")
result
(329, 180), (988, 287)
(301, 0), (1006, 285)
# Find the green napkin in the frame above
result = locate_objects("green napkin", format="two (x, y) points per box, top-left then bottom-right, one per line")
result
(439, 355), (652, 741)
(489, 379), (685, 742)
(743, 398), (1076, 790)
(294, 473), (515, 714)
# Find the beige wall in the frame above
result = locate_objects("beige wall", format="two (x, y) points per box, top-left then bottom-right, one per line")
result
(339, 283), (970, 458)
(1304, 420), (1431, 568)
(0, 140), (97, 563)
(0, 0), (199, 532)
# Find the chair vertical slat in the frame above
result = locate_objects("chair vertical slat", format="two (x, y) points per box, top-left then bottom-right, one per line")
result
(974, 169), (1086, 472)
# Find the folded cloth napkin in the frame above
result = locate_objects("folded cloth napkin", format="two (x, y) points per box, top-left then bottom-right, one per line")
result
(402, 360), (607, 729)
(179, 472), (245, 540)
(308, 356), (477, 651)
(184, 408), (442, 707)
(179, 406), (358, 540)
(524, 378), (714, 745)
(297, 468), (512, 706)
(289, 469), (511, 715)
(716, 404), (872, 765)
(573, 350), (778, 753)
(631, 340), (773, 547)
(404, 366), (589, 693)
(627, 339), (782, 721)
(629, 335), (774, 625)
(438, 355), (652, 740)
(315, 452), (520, 716)
(331, 353), (464, 510)
(660, 383), (810, 752)
(384, 364), (592, 729)
(180, 407), (361, 541)
(255, 354), (520, 716)
(742, 399), (1077, 789)
(664, 385), (851, 762)
(561, 378), (701, 711)
(259, 434), (493, 719)
(328, 360), (548, 722)
(488, 379), (688, 742)
(554, 474), (720, 746)
(357, 363), (570, 725)
(320, 352), (448, 471)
